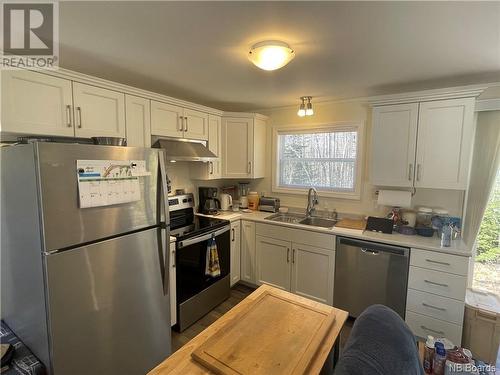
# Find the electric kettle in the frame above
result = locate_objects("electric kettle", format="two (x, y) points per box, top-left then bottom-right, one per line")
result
(220, 193), (233, 211)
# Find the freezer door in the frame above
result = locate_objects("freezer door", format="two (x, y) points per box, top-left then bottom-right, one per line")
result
(36, 142), (168, 251)
(45, 227), (171, 374)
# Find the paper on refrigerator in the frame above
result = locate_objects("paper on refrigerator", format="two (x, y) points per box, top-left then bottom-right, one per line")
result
(77, 160), (149, 208)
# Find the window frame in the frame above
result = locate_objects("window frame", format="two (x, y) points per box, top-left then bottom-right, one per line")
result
(272, 122), (364, 200)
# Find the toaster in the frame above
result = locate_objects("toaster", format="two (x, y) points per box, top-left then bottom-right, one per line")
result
(259, 197), (281, 212)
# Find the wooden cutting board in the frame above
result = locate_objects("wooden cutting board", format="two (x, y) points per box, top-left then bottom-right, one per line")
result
(335, 218), (366, 230)
(191, 289), (336, 375)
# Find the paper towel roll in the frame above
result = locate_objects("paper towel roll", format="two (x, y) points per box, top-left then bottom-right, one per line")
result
(377, 190), (412, 208)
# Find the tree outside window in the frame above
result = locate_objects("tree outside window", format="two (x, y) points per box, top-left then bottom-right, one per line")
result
(473, 169), (500, 296)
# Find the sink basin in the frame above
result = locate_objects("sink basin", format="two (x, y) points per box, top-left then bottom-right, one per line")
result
(299, 217), (337, 229)
(264, 213), (305, 224)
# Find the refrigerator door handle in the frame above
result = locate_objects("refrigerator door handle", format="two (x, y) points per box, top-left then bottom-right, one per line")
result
(157, 151), (171, 295)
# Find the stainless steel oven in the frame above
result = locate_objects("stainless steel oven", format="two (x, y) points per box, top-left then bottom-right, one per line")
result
(168, 194), (231, 332)
(176, 226), (230, 331)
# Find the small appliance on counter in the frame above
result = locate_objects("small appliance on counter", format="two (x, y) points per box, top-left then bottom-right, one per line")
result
(238, 182), (250, 209)
(199, 187), (220, 215)
(259, 197), (281, 213)
(220, 193), (233, 211)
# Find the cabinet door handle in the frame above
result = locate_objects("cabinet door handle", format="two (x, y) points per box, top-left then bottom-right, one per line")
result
(422, 302), (446, 311)
(421, 326), (445, 335)
(408, 164), (413, 181)
(172, 250), (176, 268)
(424, 279), (448, 288)
(76, 107), (82, 128)
(184, 116), (188, 132)
(287, 248), (290, 263)
(247, 162), (252, 174)
(425, 259), (451, 266)
(66, 105), (72, 127)
(231, 228), (235, 242)
(209, 162), (214, 175)
(292, 248), (295, 264)
(416, 164), (421, 181)
(178, 116), (183, 132)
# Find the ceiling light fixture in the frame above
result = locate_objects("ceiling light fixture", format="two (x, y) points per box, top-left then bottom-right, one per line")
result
(297, 97), (306, 117)
(298, 96), (313, 117)
(248, 40), (295, 71)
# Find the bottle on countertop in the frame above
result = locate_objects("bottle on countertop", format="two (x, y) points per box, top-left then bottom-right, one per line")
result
(423, 335), (435, 374)
(432, 341), (446, 375)
(441, 223), (452, 247)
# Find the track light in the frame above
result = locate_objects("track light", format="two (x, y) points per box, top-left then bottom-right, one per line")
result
(298, 96), (313, 117)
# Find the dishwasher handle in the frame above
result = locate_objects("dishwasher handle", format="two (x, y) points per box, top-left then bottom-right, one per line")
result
(337, 237), (409, 257)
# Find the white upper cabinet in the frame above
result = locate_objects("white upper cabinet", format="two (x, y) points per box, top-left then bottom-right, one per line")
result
(183, 108), (208, 140)
(125, 95), (151, 147)
(1, 70), (74, 137)
(150, 101), (183, 138)
(371, 103), (418, 187)
(73, 83), (126, 138)
(190, 114), (222, 180)
(290, 243), (335, 306)
(415, 98), (475, 189)
(151, 101), (208, 140)
(221, 115), (266, 179)
(371, 97), (475, 190)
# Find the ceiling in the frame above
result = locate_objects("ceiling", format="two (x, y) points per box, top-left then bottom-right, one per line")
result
(59, 1), (500, 111)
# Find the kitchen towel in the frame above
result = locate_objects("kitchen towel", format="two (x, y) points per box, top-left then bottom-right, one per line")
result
(205, 238), (221, 277)
(377, 190), (412, 208)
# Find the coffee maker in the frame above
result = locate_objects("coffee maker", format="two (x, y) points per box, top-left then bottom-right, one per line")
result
(199, 187), (220, 214)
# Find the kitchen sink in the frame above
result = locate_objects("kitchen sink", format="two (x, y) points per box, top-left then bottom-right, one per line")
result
(264, 212), (305, 224)
(298, 217), (337, 228)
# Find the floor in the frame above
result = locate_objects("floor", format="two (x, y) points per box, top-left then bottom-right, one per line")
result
(171, 283), (354, 354)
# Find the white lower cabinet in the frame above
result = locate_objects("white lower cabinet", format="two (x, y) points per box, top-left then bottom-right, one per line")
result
(255, 236), (291, 291)
(255, 223), (335, 305)
(405, 248), (468, 344)
(240, 221), (256, 284)
(230, 221), (241, 287)
(291, 243), (335, 305)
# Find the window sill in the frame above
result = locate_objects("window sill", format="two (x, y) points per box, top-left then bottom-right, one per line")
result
(271, 186), (361, 200)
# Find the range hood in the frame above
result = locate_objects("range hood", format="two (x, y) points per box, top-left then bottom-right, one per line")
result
(152, 138), (217, 162)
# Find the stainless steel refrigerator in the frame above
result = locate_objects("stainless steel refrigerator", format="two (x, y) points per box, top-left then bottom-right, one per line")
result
(1, 142), (172, 374)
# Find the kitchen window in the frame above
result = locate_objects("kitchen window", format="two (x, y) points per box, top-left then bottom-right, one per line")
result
(272, 124), (363, 199)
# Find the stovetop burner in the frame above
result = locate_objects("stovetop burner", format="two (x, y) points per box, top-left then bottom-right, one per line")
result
(168, 193), (229, 241)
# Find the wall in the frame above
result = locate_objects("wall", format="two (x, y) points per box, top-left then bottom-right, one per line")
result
(247, 100), (465, 218)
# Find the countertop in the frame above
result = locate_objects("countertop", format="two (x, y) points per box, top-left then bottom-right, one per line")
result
(148, 285), (348, 375)
(196, 210), (472, 257)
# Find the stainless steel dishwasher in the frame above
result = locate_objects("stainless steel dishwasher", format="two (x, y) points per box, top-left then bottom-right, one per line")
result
(334, 237), (410, 319)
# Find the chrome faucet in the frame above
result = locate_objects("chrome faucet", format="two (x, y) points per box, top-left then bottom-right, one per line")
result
(306, 187), (319, 217)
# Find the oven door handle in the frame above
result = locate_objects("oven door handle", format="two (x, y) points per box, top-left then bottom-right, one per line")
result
(177, 226), (230, 249)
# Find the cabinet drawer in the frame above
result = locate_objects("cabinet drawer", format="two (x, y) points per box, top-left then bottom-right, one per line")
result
(408, 266), (466, 301)
(406, 311), (463, 344)
(410, 248), (469, 276)
(407, 289), (465, 324)
(256, 223), (334, 250)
